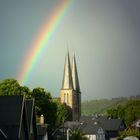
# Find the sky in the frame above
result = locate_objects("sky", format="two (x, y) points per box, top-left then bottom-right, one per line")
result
(0, 0), (140, 100)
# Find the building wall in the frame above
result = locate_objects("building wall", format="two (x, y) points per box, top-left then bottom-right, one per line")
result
(60, 89), (74, 108)
(60, 89), (80, 121)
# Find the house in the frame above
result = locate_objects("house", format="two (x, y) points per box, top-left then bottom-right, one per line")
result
(55, 120), (105, 140)
(98, 116), (125, 139)
(131, 119), (140, 130)
(80, 115), (126, 140)
(0, 95), (37, 140)
(37, 115), (48, 140)
(80, 116), (106, 140)
(52, 121), (82, 139)
(82, 122), (105, 140)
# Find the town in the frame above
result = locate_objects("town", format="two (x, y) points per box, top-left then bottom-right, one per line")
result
(0, 0), (140, 140)
(0, 51), (139, 140)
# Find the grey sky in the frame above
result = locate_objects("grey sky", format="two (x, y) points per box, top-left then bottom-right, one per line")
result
(0, 0), (140, 100)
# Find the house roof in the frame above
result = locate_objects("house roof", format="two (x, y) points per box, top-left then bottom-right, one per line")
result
(80, 115), (125, 132)
(0, 95), (27, 139)
(59, 120), (104, 135)
(25, 99), (34, 130)
(99, 117), (123, 131)
(81, 123), (102, 134)
(25, 99), (37, 140)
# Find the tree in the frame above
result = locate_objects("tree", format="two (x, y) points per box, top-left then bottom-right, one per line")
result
(70, 129), (88, 140)
(118, 129), (140, 140)
(106, 100), (140, 126)
(31, 87), (57, 125)
(106, 108), (118, 118)
(53, 100), (68, 127)
(0, 78), (30, 96)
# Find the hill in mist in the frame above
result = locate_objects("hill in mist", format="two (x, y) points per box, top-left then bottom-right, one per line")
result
(81, 95), (140, 116)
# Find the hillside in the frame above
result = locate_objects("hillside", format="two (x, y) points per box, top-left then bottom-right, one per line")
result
(81, 96), (140, 116)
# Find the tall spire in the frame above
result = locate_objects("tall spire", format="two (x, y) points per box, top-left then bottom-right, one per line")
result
(61, 49), (73, 89)
(72, 52), (80, 92)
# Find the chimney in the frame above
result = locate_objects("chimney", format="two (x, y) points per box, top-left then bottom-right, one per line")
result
(40, 114), (44, 124)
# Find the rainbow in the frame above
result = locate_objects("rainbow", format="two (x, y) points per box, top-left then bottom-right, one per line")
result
(17, 0), (72, 85)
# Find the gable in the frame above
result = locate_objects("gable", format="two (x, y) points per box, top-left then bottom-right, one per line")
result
(0, 96), (24, 139)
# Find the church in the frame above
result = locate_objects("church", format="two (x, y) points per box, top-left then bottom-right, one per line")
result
(59, 50), (81, 121)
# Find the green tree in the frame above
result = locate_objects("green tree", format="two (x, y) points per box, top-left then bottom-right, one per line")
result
(117, 105), (125, 119)
(106, 100), (140, 126)
(118, 129), (140, 139)
(53, 100), (68, 127)
(31, 87), (56, 125)
(70, 129), (88, 140)
(107, 108), (118, 118)
(0, 79), (30, 96)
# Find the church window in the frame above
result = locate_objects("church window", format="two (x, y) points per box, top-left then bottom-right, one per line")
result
(64, 93), (69, 103)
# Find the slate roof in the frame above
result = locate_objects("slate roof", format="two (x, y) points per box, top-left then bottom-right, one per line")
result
(25, 99), (35, 131)
(25, 99), (37, 140)
(99, 118), (123, 131)
(0, 95), (27, 139)
(59, 120), (104, 135)
(81, 123), (102, 135)
(80, 115), (125, 132)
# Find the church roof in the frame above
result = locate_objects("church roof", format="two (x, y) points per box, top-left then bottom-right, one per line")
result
(61, 50), (73, 89)
(72, 52), (80, 92)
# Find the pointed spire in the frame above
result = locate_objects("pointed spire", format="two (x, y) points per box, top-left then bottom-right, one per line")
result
(61, 49), (73, 89)
(72, 52), (80, 92)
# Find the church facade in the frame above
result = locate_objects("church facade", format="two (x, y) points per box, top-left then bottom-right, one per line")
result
(60, 50), (81, 121)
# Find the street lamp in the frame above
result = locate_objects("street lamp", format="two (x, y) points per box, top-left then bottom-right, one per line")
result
(67, 128), (71, 140)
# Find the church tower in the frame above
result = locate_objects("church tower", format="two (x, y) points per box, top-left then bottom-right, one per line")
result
(72, 52), (81, 120)
(60, 50), (81, 121)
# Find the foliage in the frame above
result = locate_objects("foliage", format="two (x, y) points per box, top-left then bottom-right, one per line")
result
(53, 99), (68, 127)
(70, 129), (88, 140)
(0, 78), (30, 96)
(117, 129), (140, 139)
(107, 100), (140, 126)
